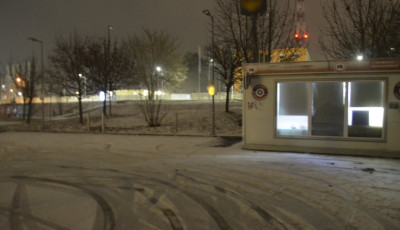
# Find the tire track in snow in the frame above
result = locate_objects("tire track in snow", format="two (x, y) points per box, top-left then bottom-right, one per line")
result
(174, 165), (348, 229)
(9, 176), (116, 230)
(149, 177), (232, 230)
(175, 173), (288, 230)
(187, 163), (396, 229)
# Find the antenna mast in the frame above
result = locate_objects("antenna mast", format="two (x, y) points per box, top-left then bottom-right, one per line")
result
(295, 0), (308, 45)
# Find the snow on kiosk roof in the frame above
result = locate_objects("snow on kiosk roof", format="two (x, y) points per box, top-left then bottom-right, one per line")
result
(242, 59), (400, 158)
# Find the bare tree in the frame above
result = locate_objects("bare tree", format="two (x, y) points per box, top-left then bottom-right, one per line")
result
(208, 42), (241, 112)
(123, 28), (187, 100)
(320, 0), (400, 59)
(84, 37), (130, 116)
(138, 99), (168, 127)
(84, 37), (109, 116)
(180, 52), (209, 93)
(49, 32), (88, 124)
(213, 0), (298, 64)
(46, 68), (66, 115)
(7, 56), (38, 123)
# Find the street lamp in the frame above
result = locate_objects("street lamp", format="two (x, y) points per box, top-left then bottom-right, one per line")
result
(79, 73), (87, 95)
(107, 25), (113, 115)
(28, 36), (45, 130)
(155, 66), (163, 96)
(203, 9), (216, 136)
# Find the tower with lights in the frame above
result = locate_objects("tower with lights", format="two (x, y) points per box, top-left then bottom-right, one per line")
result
(294, 0), (309, 45)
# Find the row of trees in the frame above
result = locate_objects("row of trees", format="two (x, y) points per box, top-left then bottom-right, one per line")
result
(2, 28), (187, 125)
(48, 28), (187, 124)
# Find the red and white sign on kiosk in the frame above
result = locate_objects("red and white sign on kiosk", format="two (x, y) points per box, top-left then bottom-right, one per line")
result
(252, 85), (268, 100)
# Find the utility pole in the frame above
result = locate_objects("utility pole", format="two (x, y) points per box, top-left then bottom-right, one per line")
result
(240, 0), (267, 63)
(251, 14), (259, 63)
(198, 46), (201, 93)
(203, 9), (216, 136)
(0, 74), (2, 104)
(28, 37), (44, 130)
(107, 25), (113, 115)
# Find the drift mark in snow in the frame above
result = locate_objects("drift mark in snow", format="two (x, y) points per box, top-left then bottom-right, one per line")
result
(0, 176), (115, 230)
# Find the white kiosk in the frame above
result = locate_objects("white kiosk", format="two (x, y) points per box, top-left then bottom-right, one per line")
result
(242, 59), (400, 158)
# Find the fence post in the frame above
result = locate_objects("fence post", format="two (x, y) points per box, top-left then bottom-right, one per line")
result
(175, 113), (178, 134)
(101, 113), (105, 134)
(86, 113), (90, 132)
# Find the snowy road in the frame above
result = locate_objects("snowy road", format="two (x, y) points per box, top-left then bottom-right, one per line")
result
(0, 132), (399, 230)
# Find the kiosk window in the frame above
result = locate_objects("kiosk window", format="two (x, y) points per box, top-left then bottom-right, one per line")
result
(277, 82), (308, 136)
(312, 82), (345, 136)
(276, 79), (385, 139)
(348, 81), (384, 138)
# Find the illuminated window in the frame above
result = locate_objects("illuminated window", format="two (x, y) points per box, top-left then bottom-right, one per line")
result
(276, 79), (385, 139)
(348, 81), (384, 138)
(277, 82), (308, 136)
(312, 82), (345, 136)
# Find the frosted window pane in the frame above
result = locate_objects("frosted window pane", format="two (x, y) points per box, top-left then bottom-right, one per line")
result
(350, 81), (383, 107)
(348, 81), (384, 138)
(312, 82), (345, 136)
(278, 83), (308, 115)
(277, 83), (308, 136)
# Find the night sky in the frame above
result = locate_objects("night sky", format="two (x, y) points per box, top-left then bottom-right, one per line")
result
(0, 0), (324, 64)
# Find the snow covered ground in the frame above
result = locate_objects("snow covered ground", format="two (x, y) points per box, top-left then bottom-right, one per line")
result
(5, 101), (242, 137)
(0, 132), (399, 230)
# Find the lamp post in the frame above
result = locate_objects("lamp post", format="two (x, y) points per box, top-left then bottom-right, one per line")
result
(79, 73), (87, 95)
(107, 25), (113, 115)
(156, 66), (162, 92)
(198, 46), (201, 93)
(28, 37), (44, 130)
(203, 9), (216, 136)
(0, 78), (3, 104)
(155, 66), (165, 98)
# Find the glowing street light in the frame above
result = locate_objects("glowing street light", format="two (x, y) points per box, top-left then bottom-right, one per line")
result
(357, 55), (363, 61)
(208, 84), (216, 96)
(203, 8), (216, 136)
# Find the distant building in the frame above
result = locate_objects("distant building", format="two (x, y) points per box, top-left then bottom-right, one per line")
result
(268, 47), (311, 63)
(234, 48), (311, 92)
